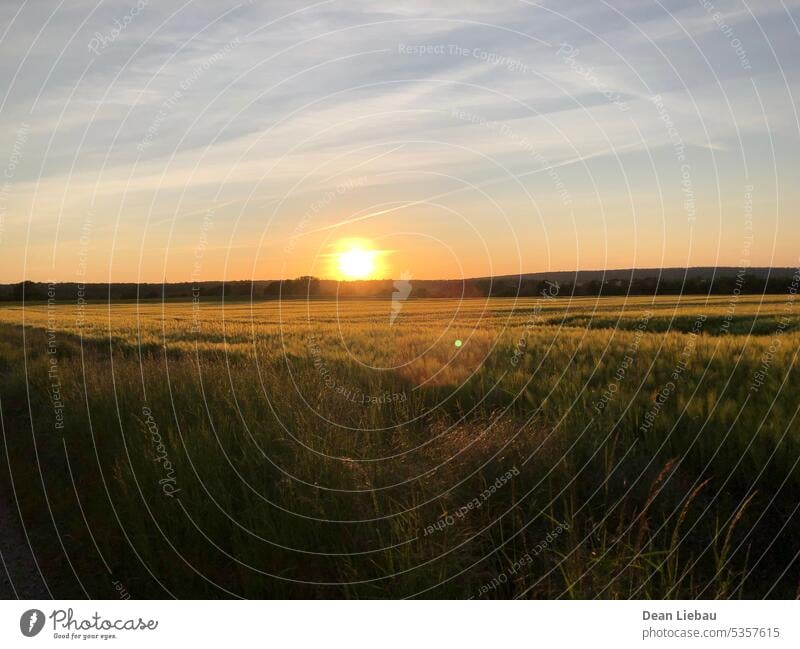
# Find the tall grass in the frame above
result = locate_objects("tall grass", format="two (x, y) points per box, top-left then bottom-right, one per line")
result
(0, 295), (798, 598)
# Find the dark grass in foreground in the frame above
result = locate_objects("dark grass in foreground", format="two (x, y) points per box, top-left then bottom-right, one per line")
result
(0, 295), (799, 598)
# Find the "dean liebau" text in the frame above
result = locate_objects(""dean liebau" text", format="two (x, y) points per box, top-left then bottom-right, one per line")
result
(643, 610), (717, 621)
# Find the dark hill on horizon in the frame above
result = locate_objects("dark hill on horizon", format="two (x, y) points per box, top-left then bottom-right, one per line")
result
(488, 266), (793, 283)
(1, 266), (797, 301)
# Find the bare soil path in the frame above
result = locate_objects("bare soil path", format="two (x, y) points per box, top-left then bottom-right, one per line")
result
(0, 489), (50, 599)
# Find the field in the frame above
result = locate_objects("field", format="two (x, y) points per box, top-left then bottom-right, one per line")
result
(0, 293), (799, 598)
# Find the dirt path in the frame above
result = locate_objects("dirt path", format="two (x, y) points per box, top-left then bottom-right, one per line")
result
(0, 490), (50, 599)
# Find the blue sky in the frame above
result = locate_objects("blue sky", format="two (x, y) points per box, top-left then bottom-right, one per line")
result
(1, 0), (798, 281)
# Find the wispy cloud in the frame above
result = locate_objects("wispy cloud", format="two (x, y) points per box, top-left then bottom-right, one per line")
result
(1, 0), (798, 280)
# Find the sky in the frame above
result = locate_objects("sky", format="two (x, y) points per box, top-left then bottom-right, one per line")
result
(0, 0), (798, 282)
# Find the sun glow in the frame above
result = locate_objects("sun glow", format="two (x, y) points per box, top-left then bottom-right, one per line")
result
(333, 238), (382, 280)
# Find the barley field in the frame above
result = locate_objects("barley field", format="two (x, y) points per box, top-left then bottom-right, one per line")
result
(0, 293), (798, 598)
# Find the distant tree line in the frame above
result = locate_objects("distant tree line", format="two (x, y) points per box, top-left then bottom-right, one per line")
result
(1, 270), (796, 302)
(0, 280), (271, 301)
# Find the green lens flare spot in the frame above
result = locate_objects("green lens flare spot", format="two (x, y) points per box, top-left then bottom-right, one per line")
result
(454, 339), (463, 348)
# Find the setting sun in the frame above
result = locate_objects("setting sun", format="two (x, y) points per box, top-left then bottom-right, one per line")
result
(333, 238), (382, 280)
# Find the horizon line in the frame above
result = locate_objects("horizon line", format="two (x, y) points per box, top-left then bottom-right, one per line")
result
(4, 264), (797, 285)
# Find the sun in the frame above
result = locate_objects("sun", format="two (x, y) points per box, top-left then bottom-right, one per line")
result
(338, 248), (376, 279)
(334, 239), (379, 280)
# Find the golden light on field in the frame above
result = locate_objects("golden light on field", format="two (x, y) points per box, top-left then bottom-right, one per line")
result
(332, 238), (384, 280)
